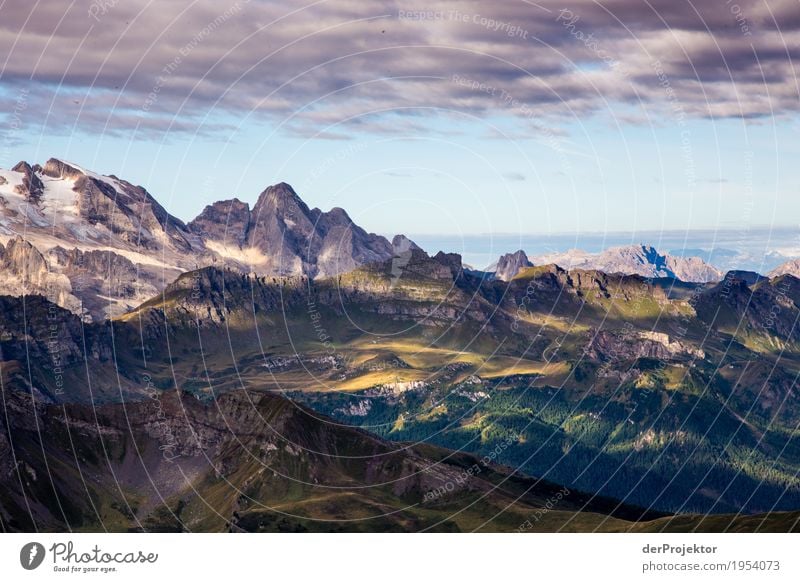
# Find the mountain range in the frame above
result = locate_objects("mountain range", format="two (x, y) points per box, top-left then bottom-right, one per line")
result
(527, 245), (723, 282)
(2, 158), (800, 532)
(4, 158), (793, 317)
(0, 159), (400, 320)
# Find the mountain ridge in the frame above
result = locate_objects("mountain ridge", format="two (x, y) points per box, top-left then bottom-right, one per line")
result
(0, 158), (746, 323)
(770, 258), (800, 279)
(523, 244), (723, 283)
(0, 158), (400, 319)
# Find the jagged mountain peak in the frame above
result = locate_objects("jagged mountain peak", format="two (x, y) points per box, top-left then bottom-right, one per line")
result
(1, 234), (47, 268)
(188, 198), (251, 248)
(769, 258), (800, 279)
(269, 181), (298, 196)
(253, 181), (310, 215)
(0, 158), (205, 320)
(494, 249), (533, 281)
(611, 243), (659, 261)
(0, 160), (397, 311)
(242, 182), (393, 279)
(392, 234), (421, 253)
(325, 206), (352, 223)
(41, 158), (85, 180)
(9, 160), (45, 203)
(11, 160), (35, 173)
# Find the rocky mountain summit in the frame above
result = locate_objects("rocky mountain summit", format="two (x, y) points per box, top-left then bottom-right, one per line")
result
(770, 258), (800, 279)
(190, 182), (394, 279)
(494, 249), (533, 281)
(0, 158), (771, 325)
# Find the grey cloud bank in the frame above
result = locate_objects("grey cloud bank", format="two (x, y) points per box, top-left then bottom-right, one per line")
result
(0, 0), (797, 139)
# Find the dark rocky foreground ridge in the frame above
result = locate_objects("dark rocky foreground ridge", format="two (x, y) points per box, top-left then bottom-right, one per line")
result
(1, 386), (678, 532)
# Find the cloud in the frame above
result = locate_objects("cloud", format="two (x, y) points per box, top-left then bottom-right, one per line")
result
(503, 171), (526, 181)
(0, 0), (797, 140)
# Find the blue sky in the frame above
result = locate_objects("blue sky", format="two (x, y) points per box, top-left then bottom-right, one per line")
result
(10, 111), (797, 240)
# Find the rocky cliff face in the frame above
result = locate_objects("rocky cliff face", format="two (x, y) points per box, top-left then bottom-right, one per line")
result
(494, 249), (533, 281)
(47, 246), (161, 317)
(11, 161), (44, 203)
(0, 237), (81, 313)
(0, 158), (202, 318)
(663, 254), (723, 283)
(585, 329), (705, 362)
(507, 263), (673, 302)
(132, 266), (309, 327)
(41, 158), (196, 253)
(187, 183), (395, 278)
(770, 259), (800, 279)
(188, 198), (251, 247)
(244, 182), (393, 278)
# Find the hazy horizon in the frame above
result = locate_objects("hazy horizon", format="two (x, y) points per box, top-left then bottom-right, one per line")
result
(408, 225), (799, 272)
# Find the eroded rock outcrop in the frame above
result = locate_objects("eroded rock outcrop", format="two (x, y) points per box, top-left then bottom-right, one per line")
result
(494, 250), (533, 281)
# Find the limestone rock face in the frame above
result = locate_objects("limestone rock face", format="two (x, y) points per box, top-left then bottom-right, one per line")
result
(585, 329), (705, 362)
(12, 161), (44, 203)
(71, 172), (194, 252)
(663, 254), (722, 283)
(41, 158), (84, 180)
(47, 246), (161, 318)
(770, 259), (800, 279)
(494, 250), (533, 281)
(0, 237), (80, 313)
(188, 198), (251, 247)
(243, 182), (393, 278)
